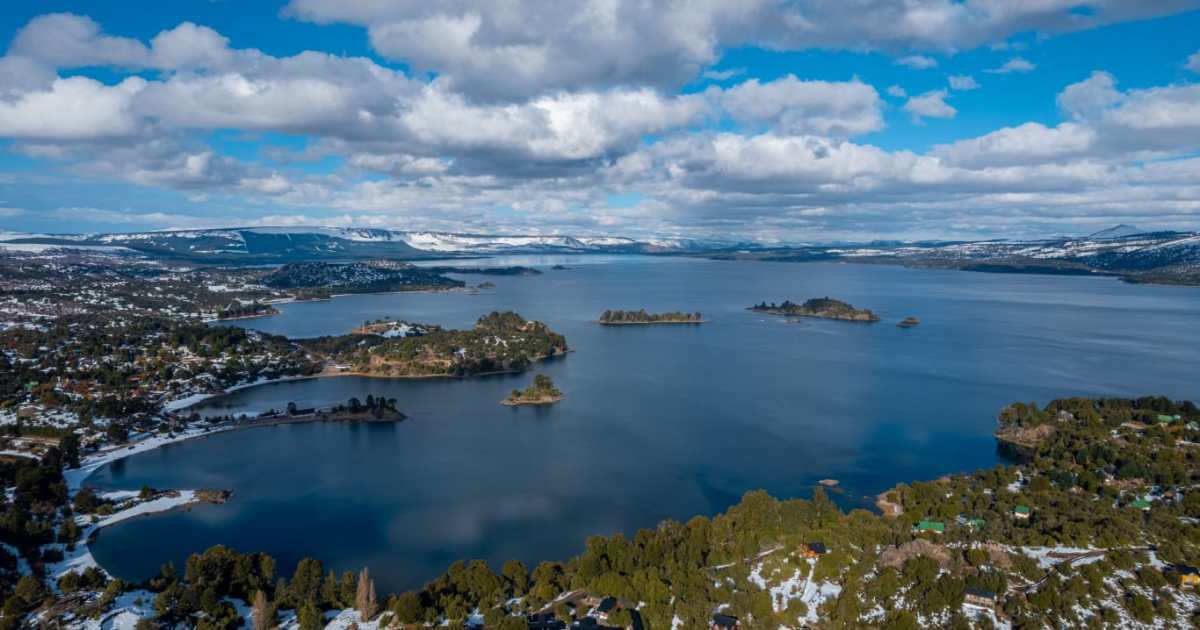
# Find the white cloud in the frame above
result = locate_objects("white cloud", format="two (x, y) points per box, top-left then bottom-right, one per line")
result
(932, 122), (1096, 167)
(0, 76), (146, 140)
(717, 76), (883, 136)
(948, 75), (980, 91)
(903, 90), (956, 122)
(702, 67), (746, 81)
(896, 55), (938, 69)
(985, 57), (1036, 74)
(1186, 50), (1200, 74)
(886, 85), (907, 98)
(282, 0), (1192, 98)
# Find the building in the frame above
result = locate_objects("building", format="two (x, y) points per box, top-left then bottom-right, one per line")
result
(1130, 498), (1152, 511)
(711, 614), (740, 629)
(1177, 565), (1200, 588)
(801, 542), (828, 558)
(527, 613), (567, 630)
(914, 520), (945, 535)
(1013, 505), (1031, 520)
(594, 597), (618, 623)
(963, 588), (998, 609)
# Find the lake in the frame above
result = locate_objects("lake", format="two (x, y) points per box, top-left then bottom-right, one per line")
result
(86, 256), (1200, 592)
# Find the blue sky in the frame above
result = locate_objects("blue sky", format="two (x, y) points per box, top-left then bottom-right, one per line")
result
(0, 1), (1198, 241)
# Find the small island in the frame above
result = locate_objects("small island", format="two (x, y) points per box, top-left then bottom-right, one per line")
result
(897, 316), (920, 328)
(502, 374), (564, 406)
(598, 309), (704, 325)
(748, 297), (880, 322)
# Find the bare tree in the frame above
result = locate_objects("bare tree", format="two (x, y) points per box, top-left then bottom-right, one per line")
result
(252, 589), (271, 630)
(356, 566), (378, 621)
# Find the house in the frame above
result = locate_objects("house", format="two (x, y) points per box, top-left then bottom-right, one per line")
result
(711, 614), (740, 629)
(1130, 498), (1152, 511)
(1156, 414), (1182, 424)
(966, 518), (986, 530)
(594, 597), (619, 622)
(801, 542), (828, 558)
(963, 587), (999, 609)
(1177, 565), (1200, 588)
(914, 520), (945, 535)
(527, 612), (567, 630)
(1013, 505), (1031, 520)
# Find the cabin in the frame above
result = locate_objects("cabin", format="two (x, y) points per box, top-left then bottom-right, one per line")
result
(594, 597), (619, 623)
(711, 614), (740, 629)
(1013, 505), (1031, 520)
(527, 612), (567, 630)
(966, 518), (986, 530)
(914, 520), (945, 535)
(1130, 499), (1152, 511)
(801, 542), (828, 558)
(1176, 565), (1200, 588)
(963, 588), (999, 609)
(1156, 414), (1182, 424)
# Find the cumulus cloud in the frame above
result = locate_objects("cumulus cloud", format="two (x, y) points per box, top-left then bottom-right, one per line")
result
(282, 0), (1193, 98)
(948, 75), (980, 91)
(896, 55), (938, 69)
(717, 76), (883, 137)
(986, 57), (1036, 74)
(3, 8), (1200, 241)
(903, 90), (956, 122)
(1186, 50), (1200, 74)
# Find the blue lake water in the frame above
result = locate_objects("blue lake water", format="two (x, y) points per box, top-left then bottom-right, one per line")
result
(87, 257), (1200, 592)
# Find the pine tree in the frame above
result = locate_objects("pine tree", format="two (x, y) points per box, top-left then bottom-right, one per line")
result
(356, 566), (378, 621)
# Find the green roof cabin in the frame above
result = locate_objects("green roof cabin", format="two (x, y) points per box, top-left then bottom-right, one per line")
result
(1013, 505), (1032, 519)
(1131, 499), (1152, 511)
(967, 518), (986, 529)
(1157, 414), (1181, 424)
(915, 520), (945, 534)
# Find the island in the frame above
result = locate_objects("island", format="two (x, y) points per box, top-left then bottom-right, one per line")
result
(351, 319), (437, 338)
(897, 316), (921, 328)
(748, 297), (880, 322)
(502, 374), (564, 406)
(598, 309), (704, 325)
(303, 311), (569, 378)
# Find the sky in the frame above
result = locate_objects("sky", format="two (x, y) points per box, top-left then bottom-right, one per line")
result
(0, 1), (1198, 243)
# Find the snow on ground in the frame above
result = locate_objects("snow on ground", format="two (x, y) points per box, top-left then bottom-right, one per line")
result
(47, 491), (200, 581)
(65, 426), (233, 490)
(749, 556), (841, 626)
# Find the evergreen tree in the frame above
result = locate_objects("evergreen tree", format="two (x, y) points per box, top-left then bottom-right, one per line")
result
(356, 567), (378, 621)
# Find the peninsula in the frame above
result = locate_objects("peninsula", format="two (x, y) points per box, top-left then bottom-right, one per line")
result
(502, 374), (564, 406)
(598, 309), (704, 325)
(749, 297), (881, 322)
(304, 311), (568, 378)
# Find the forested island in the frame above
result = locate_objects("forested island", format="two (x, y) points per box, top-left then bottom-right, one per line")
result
(898, 316), (921, 328)
(502, 374), (564, 406)
(11, 396), (1200, 628)
(303, 311), (568, 378)
(215, 301), (280, 321)
(598, 309), (704, 325)
(750, 297), (881, 322)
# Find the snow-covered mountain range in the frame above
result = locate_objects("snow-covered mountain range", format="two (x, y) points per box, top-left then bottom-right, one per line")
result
(0, 226), (727, 260)
(1, 225), (1197, 284)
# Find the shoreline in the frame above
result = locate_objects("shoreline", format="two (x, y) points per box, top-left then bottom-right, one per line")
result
(597, 320), (706, 325)
(502, 394), (565, 406)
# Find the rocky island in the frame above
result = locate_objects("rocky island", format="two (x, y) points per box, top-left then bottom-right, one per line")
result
(598, 309), (704, 325)
(502, 374), (564, 406)
(897, 316), (921, 328)
(749, 297), (880, 322)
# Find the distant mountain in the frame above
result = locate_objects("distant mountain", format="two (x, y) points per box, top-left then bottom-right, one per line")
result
(0, 227), (734, 262)
(1087, 224), (1145, 240)
(711, 230), (1200, 286)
